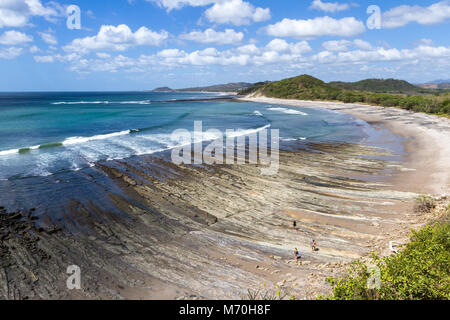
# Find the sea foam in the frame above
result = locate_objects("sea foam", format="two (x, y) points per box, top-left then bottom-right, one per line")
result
(268, 107), (308, 116)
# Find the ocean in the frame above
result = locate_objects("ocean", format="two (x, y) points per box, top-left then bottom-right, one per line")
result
(0, 91), (373, 181)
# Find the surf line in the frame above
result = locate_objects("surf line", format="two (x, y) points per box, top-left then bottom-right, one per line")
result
(170, 121), (280, 176)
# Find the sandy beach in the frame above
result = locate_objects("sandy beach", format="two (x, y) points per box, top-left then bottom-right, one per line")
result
(1, 96), (450, 300)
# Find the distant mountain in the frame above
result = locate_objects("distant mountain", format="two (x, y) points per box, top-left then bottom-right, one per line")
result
(425, 79), (450, 84)
(177, 82), (253, 92)
(151, 82), (253, 93)
(328, 78), (425, 93)
(417, 81), (450, 90)
(152, 87), (175, 92)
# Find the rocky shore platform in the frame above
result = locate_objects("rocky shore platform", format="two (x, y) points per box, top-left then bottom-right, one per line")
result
(0, 135), (438, 299)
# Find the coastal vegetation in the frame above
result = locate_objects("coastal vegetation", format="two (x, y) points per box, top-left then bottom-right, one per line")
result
(328, 78), (429, 94)
(321, 202), (450, 300)
(240, 75), (450, 116)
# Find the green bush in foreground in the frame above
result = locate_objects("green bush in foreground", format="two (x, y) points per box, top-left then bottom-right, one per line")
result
(322, 222), (450, 300)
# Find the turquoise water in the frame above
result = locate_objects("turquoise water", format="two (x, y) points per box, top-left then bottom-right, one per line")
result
(0, 92), (371, 180)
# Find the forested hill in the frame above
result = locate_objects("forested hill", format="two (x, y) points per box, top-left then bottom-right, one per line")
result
(240, 75), (450, 116)
(328, 78), (425, 93)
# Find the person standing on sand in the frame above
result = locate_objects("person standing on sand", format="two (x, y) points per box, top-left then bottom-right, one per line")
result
(293, 220), (297, 229)
(294, 248), (301, 260)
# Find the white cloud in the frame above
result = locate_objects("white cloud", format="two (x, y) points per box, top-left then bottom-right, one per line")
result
(265, 16), (365, 39)
(322, 40), (351, 51)
(382, 1), (450, 28)
(322, 39), (372, 52)
(146, 0), (215, 11)
(34, 55), (54, 62)
(205, 0), (271, 26)
(62, 38), (314, 73)
(0, 30), (32, 45)
(353, 39), (372, 51)
(310, 0), (350, 13)
(63, 24), (169, 54)
(0, 0), (60, 28)
(43, 34), (450, 81)
(29, 45), (40, 53)
(0, 46), (22, 59)
(415, 38), (434, 46)
(265, 39), (312, 54)
(96, 52), (111, 59)
(157, 48), (185, 58)
(180, 28), (243, 44)
(236, 43), (260, 55)
(312, 44), (450, 65)
(38, 31), (57, 45)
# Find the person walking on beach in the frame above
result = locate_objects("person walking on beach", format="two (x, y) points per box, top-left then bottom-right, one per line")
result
(312, 240), (318, 252)
(293, 220), (297, 230)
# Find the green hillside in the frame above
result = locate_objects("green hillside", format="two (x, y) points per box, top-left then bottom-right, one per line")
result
(329, 78), (425, 93)
(240, 75), (450, 116)
(240, 75), (341, 100)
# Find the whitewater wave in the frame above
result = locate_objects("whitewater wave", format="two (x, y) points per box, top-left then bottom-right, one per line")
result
(63, 130), (131, 145)
(0, 124), (272, 157)
(253, 110), (263, 116)
(281, 137), (307, 142)
(51, 100), (151, 105)
(225, 124), (271, 138)
(268, 107), (308, 116)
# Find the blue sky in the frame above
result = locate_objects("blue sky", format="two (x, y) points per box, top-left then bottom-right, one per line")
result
(0, 0), (449, 91)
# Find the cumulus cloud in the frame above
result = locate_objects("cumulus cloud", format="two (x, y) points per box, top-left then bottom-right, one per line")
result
(96, 52), (111, 59)
(265, 39), (312, 54)
(0, 0), (60, 28)
(312, 45), (450, 65)
(204, 0), (271, 26)
(0, 30), (33, 45)
(0, 46), (22, 59)
(322, 40), (351, 52)
(382, 1), (450, 28)
(38, 31), (57, 45)
(33, 55), (54, 62)
(29, 45), (40, 53)
(310, 0), (350, 13)
(322, 39), (372, 52)
(63, 24), (169, 54)
(146, 0), (215, 11)
(265, 16), (365, 39)
(51, 38), (315, 73)
(179, 28), (244, 44)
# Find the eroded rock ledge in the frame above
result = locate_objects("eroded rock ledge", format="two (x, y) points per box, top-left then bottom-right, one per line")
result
(0, 142), (433, 300)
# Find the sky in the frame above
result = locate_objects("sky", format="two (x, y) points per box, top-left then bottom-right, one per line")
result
(0, 0), (449, 91)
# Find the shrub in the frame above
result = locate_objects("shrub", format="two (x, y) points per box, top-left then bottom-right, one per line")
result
(322, 222), (450, 300)
(414, 195), (437, 214)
